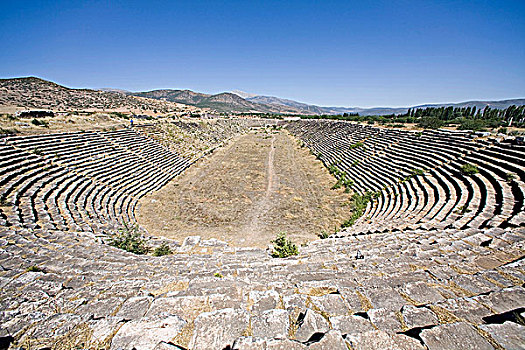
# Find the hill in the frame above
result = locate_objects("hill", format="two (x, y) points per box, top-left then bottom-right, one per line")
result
(134, 89), (303, 113)
(0, 77), (192, 114)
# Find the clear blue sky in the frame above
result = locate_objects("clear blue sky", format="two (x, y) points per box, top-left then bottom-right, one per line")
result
(1, 0), (524, 107)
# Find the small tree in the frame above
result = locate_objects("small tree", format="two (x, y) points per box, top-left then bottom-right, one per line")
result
(153, 242), (173, 256)
(109, 223), (149, 254)
(318, 231), (330, 239)
(460, 163), (479, 176)
(411, 168), (425, 176)
(271, 232), (298, 258)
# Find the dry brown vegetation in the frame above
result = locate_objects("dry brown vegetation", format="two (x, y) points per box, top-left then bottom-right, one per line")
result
(138, 130), (352, 247)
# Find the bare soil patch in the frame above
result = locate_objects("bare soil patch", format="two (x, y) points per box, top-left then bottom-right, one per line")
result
(137, 130), (352, 248)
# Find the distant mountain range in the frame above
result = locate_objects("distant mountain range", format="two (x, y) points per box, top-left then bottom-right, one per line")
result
(134, 87), (525, 115)
(132, 90), (304, 114)
(1, 77), (524, 116)
(229, 91), (525, 116)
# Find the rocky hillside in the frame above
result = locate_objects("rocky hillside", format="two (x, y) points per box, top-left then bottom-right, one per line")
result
(0, 77), (190, 114)
(134, 90), (303, 113)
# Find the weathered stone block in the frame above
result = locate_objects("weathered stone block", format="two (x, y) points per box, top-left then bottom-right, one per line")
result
(419, 322), (494, 350)
(110, 314), (186, 350)
(189, 308), (249, 350)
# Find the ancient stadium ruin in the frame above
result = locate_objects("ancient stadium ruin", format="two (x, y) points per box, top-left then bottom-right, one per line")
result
(1, 119), (524, 349)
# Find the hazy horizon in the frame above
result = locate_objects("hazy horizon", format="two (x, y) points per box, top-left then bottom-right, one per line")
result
(1, 0), (524, 108)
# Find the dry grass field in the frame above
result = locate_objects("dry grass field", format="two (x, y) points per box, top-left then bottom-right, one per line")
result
(138, 129), (352, 247)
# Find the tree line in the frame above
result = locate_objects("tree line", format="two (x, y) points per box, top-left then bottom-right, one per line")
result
(298, 105), (525, 131)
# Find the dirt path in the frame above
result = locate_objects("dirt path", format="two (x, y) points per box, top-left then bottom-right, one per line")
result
(241, 135), (276, 241)
(266, 135), (276, 198)
(137, 130), (352, 248)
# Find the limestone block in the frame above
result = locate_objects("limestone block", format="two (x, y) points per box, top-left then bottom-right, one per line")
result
(401, 305), (438, 329)
(252, 309), (289, 339)
(111, 314), (186, 350)
(479, 322), (525, 350)
(189, 308), (249, 350)
(419, 322), (494, 350)
(293, 309), (330, 343)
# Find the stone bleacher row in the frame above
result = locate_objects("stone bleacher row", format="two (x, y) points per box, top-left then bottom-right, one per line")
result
(1, 222), (524, 349)
(286, 120), (525, 236)
(136, 118), (278, 161)
(0, 128), (191, 234)
(1, 120), (524, 349)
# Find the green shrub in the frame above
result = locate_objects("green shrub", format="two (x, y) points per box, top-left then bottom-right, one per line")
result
(341, 191), (374, 228)
(31, 118), (49, 127)
(460, 163), (479, 176)
(505, 173), (515, 183)
(31, 148), (43, 155)
(318, 231), (330, 239)
(454, 205), (471, 215)
(26, 265), (45, 273)
(153, 242), (173, 256)
(214, 272), (223, 278)
(329, 165), (353, 192)
(109, 223), (149, 254)
(349, 141), (364, 149)
(411, 168), (424, 176)
(271, 232), (299, 258)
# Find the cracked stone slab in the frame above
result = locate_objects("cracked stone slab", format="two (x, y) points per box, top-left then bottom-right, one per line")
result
(345, 329), (425, 350)
(433, 297), (493, 324)
(398, 281), (444, 305)
(145, 296), (209, 320)
(115, 296), (153, 321)
(248, 290), (280, 314)
(87, 317), (124, 347)
(76, 297), (124, 320)
(308, 294), (351, 316)
(232, 336), (270, 349)
(308, 330), (347, 349)
(479, 321), (525, 350)
(419, 322), (494, 350)
(252, 309), (289, 339)
(110, 314), (186, 350)
(451, 274), (498, 295)
(401, 305), (438, 329)
(329, 315), (376, 335)
(360, 285), (407, 311)
(473, 287), (525, 314)
(189, 308), (249, 350)
(294, 309), (330, 343)
(368, 308), (403, 332)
